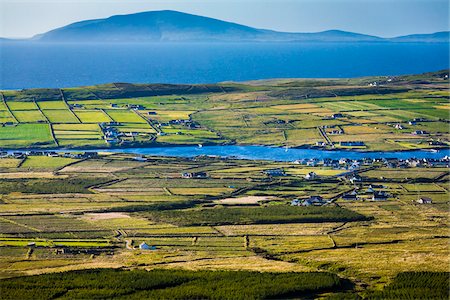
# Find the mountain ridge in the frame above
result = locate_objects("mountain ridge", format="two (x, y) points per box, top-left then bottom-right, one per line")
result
(5, 10), (450, 43)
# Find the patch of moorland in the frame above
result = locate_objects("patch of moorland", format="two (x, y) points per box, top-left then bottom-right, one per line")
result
(144, 205), (370, 226)
(0, 268), (345, 300)
(365, 272), (449, 299)
(0, 177), (108, 194)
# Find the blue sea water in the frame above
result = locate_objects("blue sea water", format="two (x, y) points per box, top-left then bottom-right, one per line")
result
(0, 42), (448, 89)
(12, 145), (448, 161)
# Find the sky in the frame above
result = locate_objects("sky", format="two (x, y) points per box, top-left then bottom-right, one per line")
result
(0, 0), (448, 38)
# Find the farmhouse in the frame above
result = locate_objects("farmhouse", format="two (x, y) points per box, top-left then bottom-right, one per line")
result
(133, 156), (147, 162)
(291, 196), (325, 207)
(182, 172), (208, 178)
(139, 242), (156, 250)
(372, 191), (389, 201)
(127, 104), (145, 110)
(416, 197), (432, 204)
(304, 172), (318, 180)
(429, 140), (445, 146)
(307, 196), (326, 206)
(316, 141), (327, 147)
(350, 176), (362, 184)
(412, 130), (428, 135)
(147, 111), (157, 115)
(329, 129), (343, 135)
(47, 152), (59, 157)
(331, 113), (344, 119)
(394, 124), (404, 130)
(263, 169), (285, 176)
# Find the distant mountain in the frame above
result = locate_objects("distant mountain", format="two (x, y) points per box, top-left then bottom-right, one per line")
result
(20, 10), (449, 43)
(389, 31), (449, 43)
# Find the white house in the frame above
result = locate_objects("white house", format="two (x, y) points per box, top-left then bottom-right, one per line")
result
(139, 242), (156, 250)
(416, 197), (432, 204)
(304, 172), (317, 180)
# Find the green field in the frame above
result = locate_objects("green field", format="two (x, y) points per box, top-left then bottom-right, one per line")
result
(20, 156), (78, 169)
(0, 124), (54, 147)
(74, 110), (111, 123)
(105, 109), (147, 123)
(12, 110), (46, 123)
(42, 109), (79, 123)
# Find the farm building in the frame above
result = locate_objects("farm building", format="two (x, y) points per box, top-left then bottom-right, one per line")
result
(182, 172), (208, 178)
(349, 176), (362, 184)
(412, 130), (428, 135)
(329, 130), (343, 135)
(127, 104), (145, 110)
(331, 113), (344, 119)
(133, 156), (147, 162)
(291, 196), (325, 207)
(316, 141), (327, 147)
(308, 196), (326, 205)
(304, 172), (318, 180)
(416, 197), (432, 204)
(263, 169), (285, 176)
(47, 152), (59, 157)
(139, 242), (156, 250)
(372, 191), (389, 201)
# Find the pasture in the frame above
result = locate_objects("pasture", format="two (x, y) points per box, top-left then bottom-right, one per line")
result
(0, 71), (447, 150)
(0, 152), (447, 299)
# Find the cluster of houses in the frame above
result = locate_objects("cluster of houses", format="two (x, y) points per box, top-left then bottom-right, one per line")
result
(155, 119), (200, 129)
(341, 185), (390, 201)
(0, 151), (98, 159)
(391, 119), (436, 136)
(100, 122), (147, 144)
(263, 119), (293, 125)
(292, 156), (449, 169)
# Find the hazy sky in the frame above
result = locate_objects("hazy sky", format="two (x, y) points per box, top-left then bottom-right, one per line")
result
(1, 0), (448, 38)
